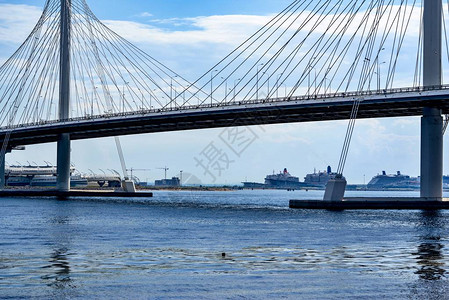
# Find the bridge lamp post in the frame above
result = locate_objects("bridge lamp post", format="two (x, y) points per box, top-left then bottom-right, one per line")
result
(122, 82), (129, 114)
(36, 95), (43, 122)
(263, 72), (270, 98)
(79, 98), (84, 116)
(308, 66), (316, 97)
(138, 88), (144, 111)
(276, 73), (283, 98)
(256, 63), (264, 99)
(221, 77), (228, 102)
(233, 78), (241, 101)
(377, 61), (386, 92)
(174, 86), (178, 109)
(183, 86), (189, 103)
(210, 70), (218, 106)
(324, 77), (328, 95)
(150, 88), (157, 109)
(258, 71), (266, 99)
(91, 86), (97, 116)
(170, 75), (178, 109)
(307, 67), (311, 96)
(325, 68), (332, 94)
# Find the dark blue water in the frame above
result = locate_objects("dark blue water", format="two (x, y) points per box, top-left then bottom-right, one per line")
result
(0, 190), (448, 299)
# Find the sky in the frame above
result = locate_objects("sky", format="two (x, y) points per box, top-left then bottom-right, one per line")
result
(0, 0), (446, 185)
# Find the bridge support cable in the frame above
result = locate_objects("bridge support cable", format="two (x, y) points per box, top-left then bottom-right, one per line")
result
(414, 4), (424, 88)
(0, 0), (207, 130)
(177, 0), (307, 107)
(0, 0), (433, 130)
(0, 7), (50, 188)
(336, 99), (361, 176)
(82, 11), (130, 186)
(0, 0), (210, 190)
(178, 0), (424, 114)
(318, 0), (420, 184)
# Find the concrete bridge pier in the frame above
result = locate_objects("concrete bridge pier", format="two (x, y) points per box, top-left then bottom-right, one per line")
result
(0, 150), (6, 189)
(421, 0), (443, 200)
(57, 133), (71, 192)
(421, 108), (443, 200)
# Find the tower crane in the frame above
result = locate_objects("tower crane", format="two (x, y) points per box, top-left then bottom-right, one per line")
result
(126, 168), (151, 180)
(157, 167), (169, 179)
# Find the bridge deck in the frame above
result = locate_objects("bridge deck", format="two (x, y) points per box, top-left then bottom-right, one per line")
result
(1, 86), (449, 146)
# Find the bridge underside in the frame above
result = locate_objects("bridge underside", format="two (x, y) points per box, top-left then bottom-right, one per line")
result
(1, 92), (449, 147)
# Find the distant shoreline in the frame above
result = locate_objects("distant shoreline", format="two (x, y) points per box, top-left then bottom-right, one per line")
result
(5, 185), (449, 193)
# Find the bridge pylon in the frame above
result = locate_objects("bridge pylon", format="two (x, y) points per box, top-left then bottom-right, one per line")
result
(56, 0), (72, 192)
(421, 0), (443, 200)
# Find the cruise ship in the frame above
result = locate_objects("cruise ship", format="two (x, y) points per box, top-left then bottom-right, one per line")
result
(264, 168), (304, 189)
(303, 166), (343, 188)
(367, 171), (419, 190)
(243, 166), (340, 190)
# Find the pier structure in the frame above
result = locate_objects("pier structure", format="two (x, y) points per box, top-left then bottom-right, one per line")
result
(421, 0), (443, 200)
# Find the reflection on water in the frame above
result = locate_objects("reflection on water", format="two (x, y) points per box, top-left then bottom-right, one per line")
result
(414, 211), (446, 281)
(414, 239), (445, 280)
(41, 248), (71, 283)
(41, 215), (74, 290)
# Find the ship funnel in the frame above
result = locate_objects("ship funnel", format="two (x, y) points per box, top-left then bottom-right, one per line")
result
(382, 171), (386, 175)
(327, 166), (332, 174)
(397, 171), (401, 175)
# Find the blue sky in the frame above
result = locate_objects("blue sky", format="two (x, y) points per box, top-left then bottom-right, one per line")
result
(0, 0), (446, 185)
(87, 0), (293, 19)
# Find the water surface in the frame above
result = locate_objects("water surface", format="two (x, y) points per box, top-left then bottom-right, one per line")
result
(0, 190), (448, 299)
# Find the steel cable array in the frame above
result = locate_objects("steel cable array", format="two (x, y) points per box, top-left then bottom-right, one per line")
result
(0, 0), (206, 128)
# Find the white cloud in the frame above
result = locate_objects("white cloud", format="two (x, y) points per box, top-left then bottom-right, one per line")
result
(103, 14), (270, 46)
(0, 4), (42, 44)
(104, 4), (422, 49)
(354, 119), (419, 153)
(139, 12), (153, 18)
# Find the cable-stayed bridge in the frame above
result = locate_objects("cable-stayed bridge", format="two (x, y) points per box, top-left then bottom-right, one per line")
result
(2, 85), (449, 146)
(0, 0), (448, 200)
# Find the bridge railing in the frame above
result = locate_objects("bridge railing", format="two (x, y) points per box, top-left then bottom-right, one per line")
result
(1, 84), (448, 131)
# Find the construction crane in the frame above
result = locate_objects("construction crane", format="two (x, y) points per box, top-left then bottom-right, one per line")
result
(157, 167), (169, 180)
(126, 168), (151, 180)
